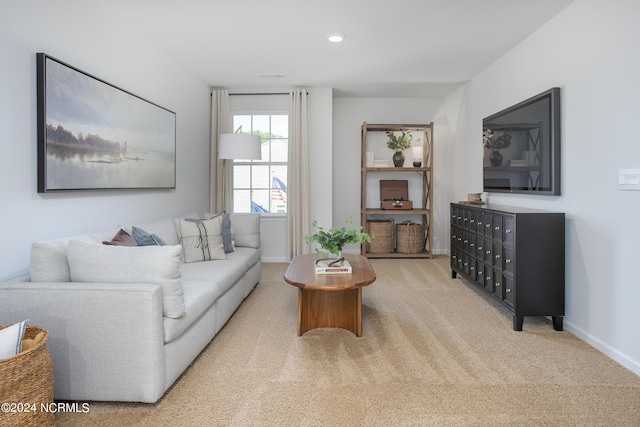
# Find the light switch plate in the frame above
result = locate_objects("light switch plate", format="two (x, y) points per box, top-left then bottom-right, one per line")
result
(618, 169), (640, 190)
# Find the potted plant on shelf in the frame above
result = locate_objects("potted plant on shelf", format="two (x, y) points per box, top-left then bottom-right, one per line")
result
(483, 129), (512, 167)
(386, 130), (414, 167)
(302, 216), (372, 263)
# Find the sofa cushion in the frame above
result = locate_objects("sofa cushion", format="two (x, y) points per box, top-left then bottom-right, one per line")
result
(173, 217), (226, 263)
(131, 226), (166, 246)
(162, 280), (224, 344)
(202, 212), (234, 253)
(164, 258), (247, 343)
(0, 319), (28, 360)
(30, 229), (118, 282)
(103, 229), (138, 246)
(226, 247), (261, 271)
(229, 214), (260, 249)
(66, 240), (185, 318)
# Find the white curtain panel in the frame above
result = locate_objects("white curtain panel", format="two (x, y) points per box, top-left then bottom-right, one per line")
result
(210, 90), (231, 213)
(287, 89), (311, 261)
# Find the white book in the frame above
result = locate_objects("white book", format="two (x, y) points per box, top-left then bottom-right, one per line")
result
(314, 259), (352, 275)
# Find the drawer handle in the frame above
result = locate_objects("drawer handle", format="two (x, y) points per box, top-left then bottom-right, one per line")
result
(486, 224), (491, 228)
(470, 243), (475, 247)
(506, 289), (512, 293)
(478, 246), (483, 250)
(470, 220), (475, 223)
(478, 271), (483, 275)
(495, 282), (501, 287)
(478, 222), (482, 226)
(495, 226), (500, 230)
(458, 216), (461, 220)
(452, 255), (457, 259)
(464, 262), (468, 266)
(495, 254), (501, 259)
(487, 276), (492, 281)
(486, 250), (491, 254)
(506, 229), (512, 234)
(505, 259), (511, 264)
(470, 267), (475, 271)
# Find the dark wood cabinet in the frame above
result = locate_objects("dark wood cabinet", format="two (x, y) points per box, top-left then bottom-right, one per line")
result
(450, 203), (565, 331)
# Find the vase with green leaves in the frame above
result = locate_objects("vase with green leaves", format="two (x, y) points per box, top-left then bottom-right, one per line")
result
(386, 130), (415, 167)
(302, 216), (372, 259)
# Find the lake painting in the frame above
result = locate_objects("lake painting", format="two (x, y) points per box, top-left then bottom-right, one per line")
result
(37, 53), (176, 192)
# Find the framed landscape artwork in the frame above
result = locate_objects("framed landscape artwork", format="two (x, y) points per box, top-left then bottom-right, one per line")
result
(36, 53), (176, 192)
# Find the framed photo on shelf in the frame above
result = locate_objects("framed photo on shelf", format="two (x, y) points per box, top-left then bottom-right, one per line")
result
(36, 53), (176, 192)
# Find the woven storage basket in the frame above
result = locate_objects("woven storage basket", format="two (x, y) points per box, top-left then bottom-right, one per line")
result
(0, 325), (54, 427)
(396, 221), (426, 253)
(366, 219), (394, 253)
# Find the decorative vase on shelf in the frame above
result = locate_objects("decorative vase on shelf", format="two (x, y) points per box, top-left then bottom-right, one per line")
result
(392, 151), (405, 167)
(489, 150), (503, 167)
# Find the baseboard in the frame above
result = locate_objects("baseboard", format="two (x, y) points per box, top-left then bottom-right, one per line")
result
(565, 321), (640, 377)
(261, 256), (287, 263)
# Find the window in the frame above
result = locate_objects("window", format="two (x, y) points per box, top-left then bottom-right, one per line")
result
(231, 114), (288, 214)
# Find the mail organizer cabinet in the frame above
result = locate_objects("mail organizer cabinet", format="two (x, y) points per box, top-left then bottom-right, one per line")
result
(450, 203), (565, 331)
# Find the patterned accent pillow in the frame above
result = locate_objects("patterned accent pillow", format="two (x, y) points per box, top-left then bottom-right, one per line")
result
(103, 229), (138, 246)
(131, 226), (166, 246)
(200, 212), (234, 253)
(173, 216), (226, 262)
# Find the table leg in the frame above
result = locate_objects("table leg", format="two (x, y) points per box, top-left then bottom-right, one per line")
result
(298, 288), (362, 336)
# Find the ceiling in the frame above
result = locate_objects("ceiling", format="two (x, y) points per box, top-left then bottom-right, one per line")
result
(110, 0), (575, 98)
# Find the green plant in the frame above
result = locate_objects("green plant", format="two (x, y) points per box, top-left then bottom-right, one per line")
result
(483, 129), (512, 150)
(386, 130), (414, 151)
(302, 216), (372, 256)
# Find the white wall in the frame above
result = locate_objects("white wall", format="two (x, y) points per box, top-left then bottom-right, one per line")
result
(0, 1), (211, 280)
(437, 0), (640, 375)
(332, 98), (445, 253)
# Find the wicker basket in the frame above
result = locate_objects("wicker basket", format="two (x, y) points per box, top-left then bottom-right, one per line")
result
(396, 221), (426, 253)
(366, 219), (394, 253)
(0, 325), (54, 427)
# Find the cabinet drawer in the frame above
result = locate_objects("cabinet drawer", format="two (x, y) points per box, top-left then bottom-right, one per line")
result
(503, 216), (515, 246)
(475, 235), (485, 258)
(504, 247), (515, 275)
(492, 243), (503, 269)
(505, 276), (515, 306)
(493, 271), (504, 299)
(484, 264), (494, 291)
(474, 260), (484, 286)
(475, 211), (486, 235)
(484, 238), (493, 263)
(492, 214), (504, 241)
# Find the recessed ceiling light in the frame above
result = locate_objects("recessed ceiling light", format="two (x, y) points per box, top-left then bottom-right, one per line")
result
(327, 33), (345, 43)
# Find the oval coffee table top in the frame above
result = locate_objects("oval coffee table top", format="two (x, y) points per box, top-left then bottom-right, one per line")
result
(284, 253), (376, 291)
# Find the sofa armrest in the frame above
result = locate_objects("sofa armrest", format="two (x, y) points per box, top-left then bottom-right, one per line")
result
(0, 281), (166, 403)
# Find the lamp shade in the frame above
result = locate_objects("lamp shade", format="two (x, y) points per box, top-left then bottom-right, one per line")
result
(411, 146), (423, 159)
(218, 133), (261, 160)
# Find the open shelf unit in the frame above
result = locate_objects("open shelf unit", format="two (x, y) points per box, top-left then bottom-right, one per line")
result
(360, 123), (434, 259)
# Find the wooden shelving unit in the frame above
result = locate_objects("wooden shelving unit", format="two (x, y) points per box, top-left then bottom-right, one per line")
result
(360, 122), (434, 259)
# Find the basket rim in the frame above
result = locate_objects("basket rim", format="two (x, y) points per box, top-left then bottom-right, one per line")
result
(0, 325), (50, 362)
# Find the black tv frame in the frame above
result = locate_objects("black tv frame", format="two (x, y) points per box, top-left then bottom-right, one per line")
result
(483, 87), (561, 196)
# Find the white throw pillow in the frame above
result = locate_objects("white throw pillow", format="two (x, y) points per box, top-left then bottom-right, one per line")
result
(66, 240), (185, 318)
(229, 214), (261, 249)
(173, 216), (226, 262)
(0, 319), (29, 360)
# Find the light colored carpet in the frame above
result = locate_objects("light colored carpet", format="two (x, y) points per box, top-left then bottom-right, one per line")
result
(56, 257), (640, 426)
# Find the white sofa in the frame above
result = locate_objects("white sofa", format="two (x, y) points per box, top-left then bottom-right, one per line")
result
(0, 213), (261, 403)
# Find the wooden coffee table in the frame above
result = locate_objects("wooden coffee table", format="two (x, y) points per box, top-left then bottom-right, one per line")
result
(284, 253), (376, 337)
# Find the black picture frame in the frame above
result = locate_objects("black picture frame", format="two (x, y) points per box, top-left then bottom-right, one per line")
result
(482, 87), (561, 196)
(37, 53), (176, 192)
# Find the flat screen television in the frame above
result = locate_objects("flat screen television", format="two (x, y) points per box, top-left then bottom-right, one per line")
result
(483, 87), (560, 195)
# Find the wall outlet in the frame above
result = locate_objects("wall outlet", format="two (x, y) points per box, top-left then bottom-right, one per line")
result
(618, 169), (640, 190)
